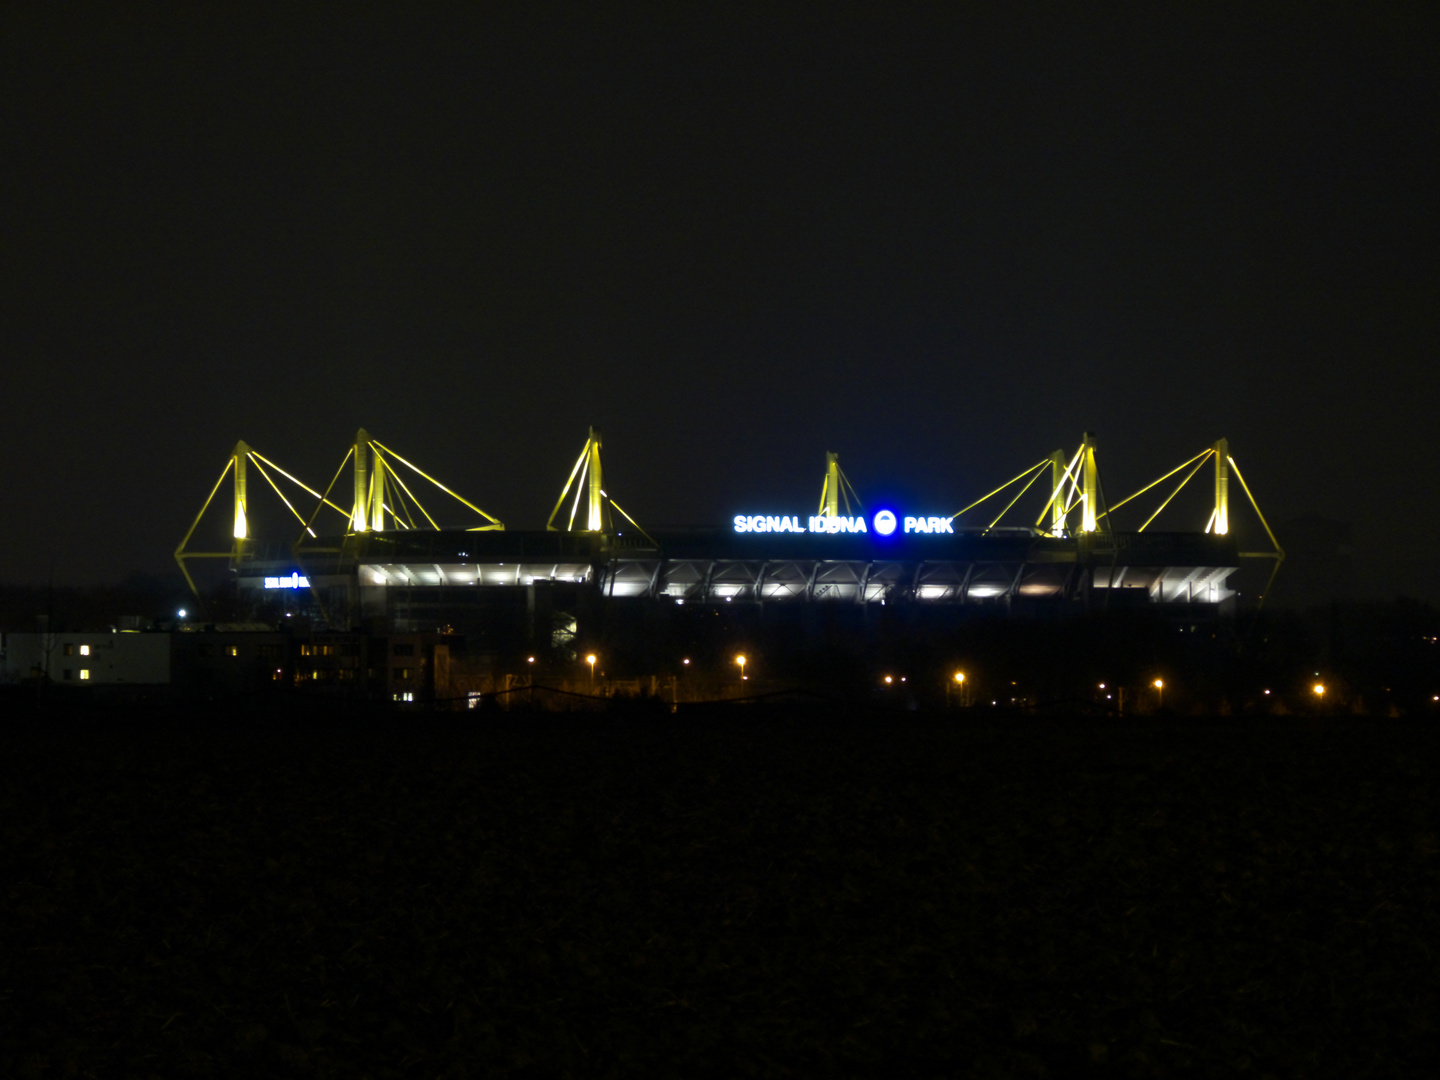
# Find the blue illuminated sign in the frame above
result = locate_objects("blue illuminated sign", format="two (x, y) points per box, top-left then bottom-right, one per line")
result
(263, 572), (311, 589)
(732, 512), (953, 535)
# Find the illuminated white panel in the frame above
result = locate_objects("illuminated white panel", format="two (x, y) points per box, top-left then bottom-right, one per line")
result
(607, 582), (651, 597)
(1018, 583), (1062, 596)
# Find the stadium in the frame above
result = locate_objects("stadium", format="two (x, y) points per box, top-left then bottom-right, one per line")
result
(175, 429), (1284, 666)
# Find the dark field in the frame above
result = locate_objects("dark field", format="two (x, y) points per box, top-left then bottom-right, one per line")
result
(3, 709), (1438, 1078)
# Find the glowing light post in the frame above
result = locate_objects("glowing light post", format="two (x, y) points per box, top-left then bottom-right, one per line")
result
(951, 671), (967, 708)
(586, 653), (597, 690)
(736, 654), (747, 684)
(1153, 678), (1165, 712)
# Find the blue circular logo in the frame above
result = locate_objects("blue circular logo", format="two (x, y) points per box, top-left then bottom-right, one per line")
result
(873, 510), (897, 536)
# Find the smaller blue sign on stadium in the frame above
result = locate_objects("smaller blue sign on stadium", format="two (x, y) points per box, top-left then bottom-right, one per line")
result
(263, 572), (311, 589)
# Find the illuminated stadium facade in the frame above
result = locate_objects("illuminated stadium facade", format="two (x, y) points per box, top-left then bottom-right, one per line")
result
(177, 429), (1283, 647)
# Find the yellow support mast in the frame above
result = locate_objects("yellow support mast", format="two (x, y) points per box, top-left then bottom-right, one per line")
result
(1080, 431), (1099, 533)
(352, 428), (370, 533)
(817, 451), (863, 518)
(1213, 437), (1229, 535)
(587, 428), (604, 532)
(820, 452), (840, 516)
(174, 440), (250, 596)
(545, 427), (657, 544)
(548, 427), (610, 533)
(233, 442), (248, 541)
(370, 449), (388, 533)
(1049, 449), (1066, 536)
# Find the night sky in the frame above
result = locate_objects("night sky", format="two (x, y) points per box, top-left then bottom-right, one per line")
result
(5, 5), (1437, 599)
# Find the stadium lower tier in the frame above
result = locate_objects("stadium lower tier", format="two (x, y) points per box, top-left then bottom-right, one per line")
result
(233, 528), (1240, 639)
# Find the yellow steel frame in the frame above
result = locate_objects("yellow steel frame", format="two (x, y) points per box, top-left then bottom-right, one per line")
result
(546, 427), (657, 544)
(368, 439), (502, 532)
(175, 441), (352, 596)
(817, 452), (864, 517)
(549, 428), (609, 532)
(950, 458), (1052, 523)
(950, 436), (1112, 538)
(1034, 446), (1084, 532)
(1100, 447), (1213, 523)
(300, 430), (504, 541)
(1228, 454), (1285, 608)
(1100, 439), (1285, 607)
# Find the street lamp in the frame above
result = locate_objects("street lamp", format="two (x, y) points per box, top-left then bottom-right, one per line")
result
(1153, 678), (1164, 710)
(586, 653), (597, 688)
(735, 654), (746, 682)
(1313, 683), (1325, 698)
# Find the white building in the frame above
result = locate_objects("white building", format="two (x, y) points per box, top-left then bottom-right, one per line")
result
(0, 632), (172, 685)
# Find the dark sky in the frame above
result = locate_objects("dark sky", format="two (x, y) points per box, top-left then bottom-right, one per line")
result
(4, 4), (1437, 599)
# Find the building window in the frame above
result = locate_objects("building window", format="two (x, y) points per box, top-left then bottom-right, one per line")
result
(393, 667), (412, 680)
(197, 644), (213, 658)
(393, 691), (414, 702)
(79, 644), (91, 656)
(79, 669), (90, 681)
(63, 644), (74, 656)
(226, 645), (238, 657)
(393, 643), (415, 656)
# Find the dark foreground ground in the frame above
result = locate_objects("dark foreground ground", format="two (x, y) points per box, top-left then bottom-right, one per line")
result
(2, 706), (1437, 1079)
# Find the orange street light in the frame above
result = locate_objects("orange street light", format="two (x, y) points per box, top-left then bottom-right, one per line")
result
(586, 653), (597, 687)
(735, 654), (747, 681)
